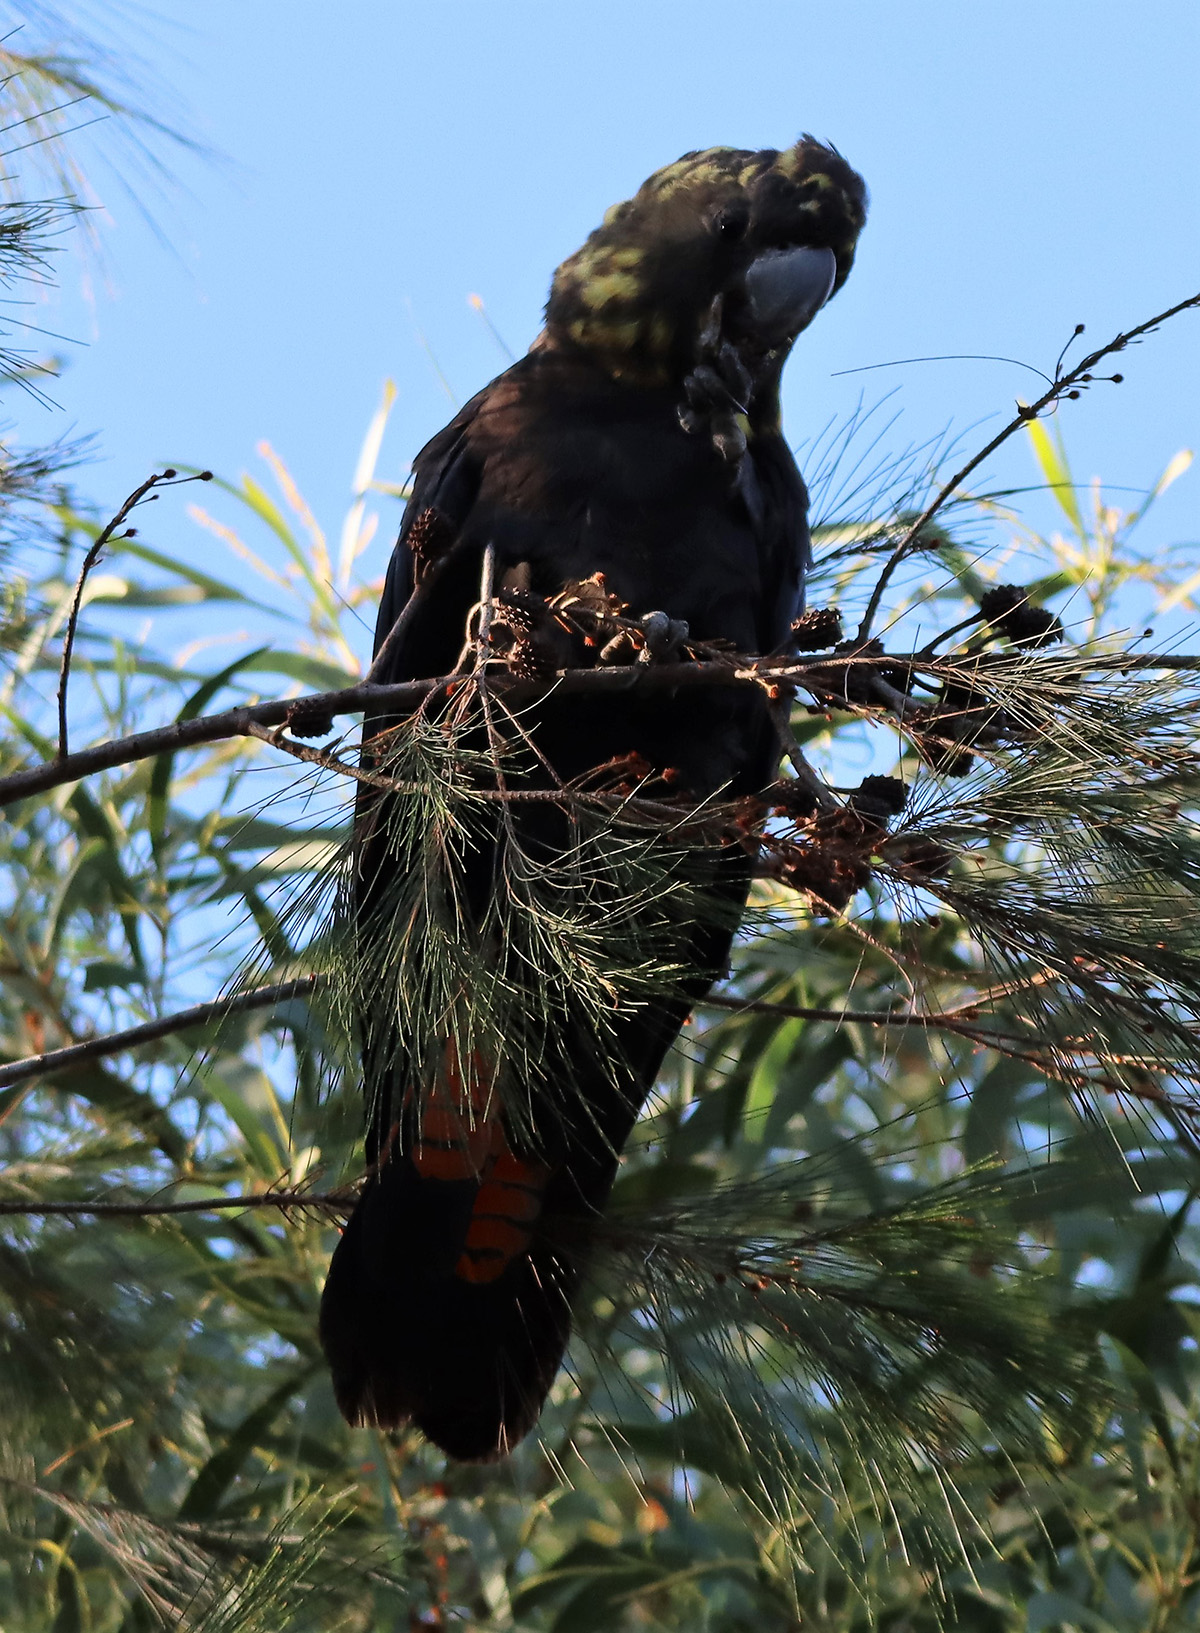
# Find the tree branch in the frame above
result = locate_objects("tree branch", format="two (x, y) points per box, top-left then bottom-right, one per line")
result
(0, 978), (320, 1089)
(700, 991), (1030, 1039)
(701, 992), (1200, 1128)
(56, 468), (213, 759)
(7, 646), (1200, 813)
(855, 289), (1200, 641)
(0, 1187), (354, 1219)
(0, 661), (758, 809)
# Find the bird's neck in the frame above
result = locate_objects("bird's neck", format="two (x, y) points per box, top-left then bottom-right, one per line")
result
(530, 327), (787, 437)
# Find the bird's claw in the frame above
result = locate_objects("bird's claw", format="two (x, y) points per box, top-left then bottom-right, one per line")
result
(678, 342), (753, 465)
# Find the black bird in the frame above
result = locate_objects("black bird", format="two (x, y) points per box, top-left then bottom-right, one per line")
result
(320, 137), (867, 1459)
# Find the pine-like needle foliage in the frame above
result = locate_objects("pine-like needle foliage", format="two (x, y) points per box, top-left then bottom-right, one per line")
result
(311, 692), (725, 1159)
(581, 1154), (1103, 1582)
(5, 304), (1200, 1622)
(860, 654), (1200, 1124)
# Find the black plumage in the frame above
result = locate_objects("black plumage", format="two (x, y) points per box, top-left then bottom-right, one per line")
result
(319, 136), (867, 1459)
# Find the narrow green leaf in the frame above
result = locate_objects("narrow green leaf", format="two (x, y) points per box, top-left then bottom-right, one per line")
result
(1026, 415), (1084, 536)
(178, 1367), (313, 1520)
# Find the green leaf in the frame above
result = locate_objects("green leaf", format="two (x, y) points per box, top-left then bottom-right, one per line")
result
(1026, 415), (1085, 536)
(111, 537), (273, 608)
(177, 1367), (313, 1520)
(148, 647), (270, 864)
(82, 960), (143, 992)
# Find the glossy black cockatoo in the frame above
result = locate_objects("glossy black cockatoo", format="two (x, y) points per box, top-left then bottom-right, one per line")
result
(320, 137), (867, 1459)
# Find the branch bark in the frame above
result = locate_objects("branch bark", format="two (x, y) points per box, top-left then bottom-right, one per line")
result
(0, 1187), (354, 1219)
(0, 978), (320, 1089)
(10, 647), (1200, 813)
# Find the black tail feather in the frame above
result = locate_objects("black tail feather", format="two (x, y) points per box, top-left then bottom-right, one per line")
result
(319, 1156), (589, 1461)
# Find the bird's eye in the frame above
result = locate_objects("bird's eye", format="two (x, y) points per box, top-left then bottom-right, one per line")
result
(712, 204), (749, 242)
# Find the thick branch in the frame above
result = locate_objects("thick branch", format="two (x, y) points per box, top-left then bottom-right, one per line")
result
(0, 661), (759, 808)
(0, 978), (320, 1089)
(7, 647), (1200, 812)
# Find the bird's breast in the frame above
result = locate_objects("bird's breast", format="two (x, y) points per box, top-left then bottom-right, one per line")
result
(464, 365), (777, 649)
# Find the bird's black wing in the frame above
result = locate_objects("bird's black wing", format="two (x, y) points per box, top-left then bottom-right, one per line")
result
(320, 356), (795, 1459)
(370, 390), (487, 685)
(322, 366), (585, 1459)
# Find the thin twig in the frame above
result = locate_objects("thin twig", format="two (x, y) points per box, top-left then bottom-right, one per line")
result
(364, 540), (464, 683)
(56, 469), (212, 759)
(855, 289), (1200, 641)
(0, 1187), (356, 1219)
(246, 723), (720, 826)
(476, 541), (497, 661)
(768, 697), (840, 812)
(700, 992), (1200, 1123)
(700, 991), (1023, 1035)
(473, 542), (510, 791)
(0, 978), (320, 1090)
(242, 721), (398, 792)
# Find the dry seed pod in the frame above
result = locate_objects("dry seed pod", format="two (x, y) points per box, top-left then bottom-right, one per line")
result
(765, 778), (819, 819)
(508, 632), (560, 680)
(406, 507), (456, 582)
(286, 699), (336, 739)
(792, 606), (844, 650)
(848, 775), (907, 825)
(979, 584), (1064, 647)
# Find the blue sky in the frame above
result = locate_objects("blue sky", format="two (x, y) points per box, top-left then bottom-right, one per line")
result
(25, 0), (1200, 652)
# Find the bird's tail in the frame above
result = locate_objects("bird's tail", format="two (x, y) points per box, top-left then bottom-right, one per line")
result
(319, 1044), (611, 1461)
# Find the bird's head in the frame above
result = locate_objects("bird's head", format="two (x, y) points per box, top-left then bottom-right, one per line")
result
(543, 137), (867, 403)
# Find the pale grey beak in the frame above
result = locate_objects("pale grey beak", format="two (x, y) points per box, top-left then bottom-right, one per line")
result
(742, 245), (837, 344)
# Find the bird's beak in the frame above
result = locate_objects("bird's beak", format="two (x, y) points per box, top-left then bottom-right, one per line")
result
(742, 245), (837, 345)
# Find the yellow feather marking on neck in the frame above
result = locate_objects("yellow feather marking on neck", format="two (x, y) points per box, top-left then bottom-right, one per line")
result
(569, 315), (641, 352)
(579, 268), (642, 310)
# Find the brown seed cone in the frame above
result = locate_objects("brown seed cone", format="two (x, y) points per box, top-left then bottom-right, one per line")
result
(848, 774), (907, 824)
(764, 778), (819, 819)
(285, 699), (336, 739)
(780, 846), (871, 913)
(406, 506), (456, 581)
(882, 835), (955, 881)
(491, 605), (535, 645)
(791, 606), (844, 650)
(508, 634), (560, 680)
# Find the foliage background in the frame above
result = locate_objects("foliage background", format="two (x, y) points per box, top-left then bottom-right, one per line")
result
(3, 5), (1200, 1629)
